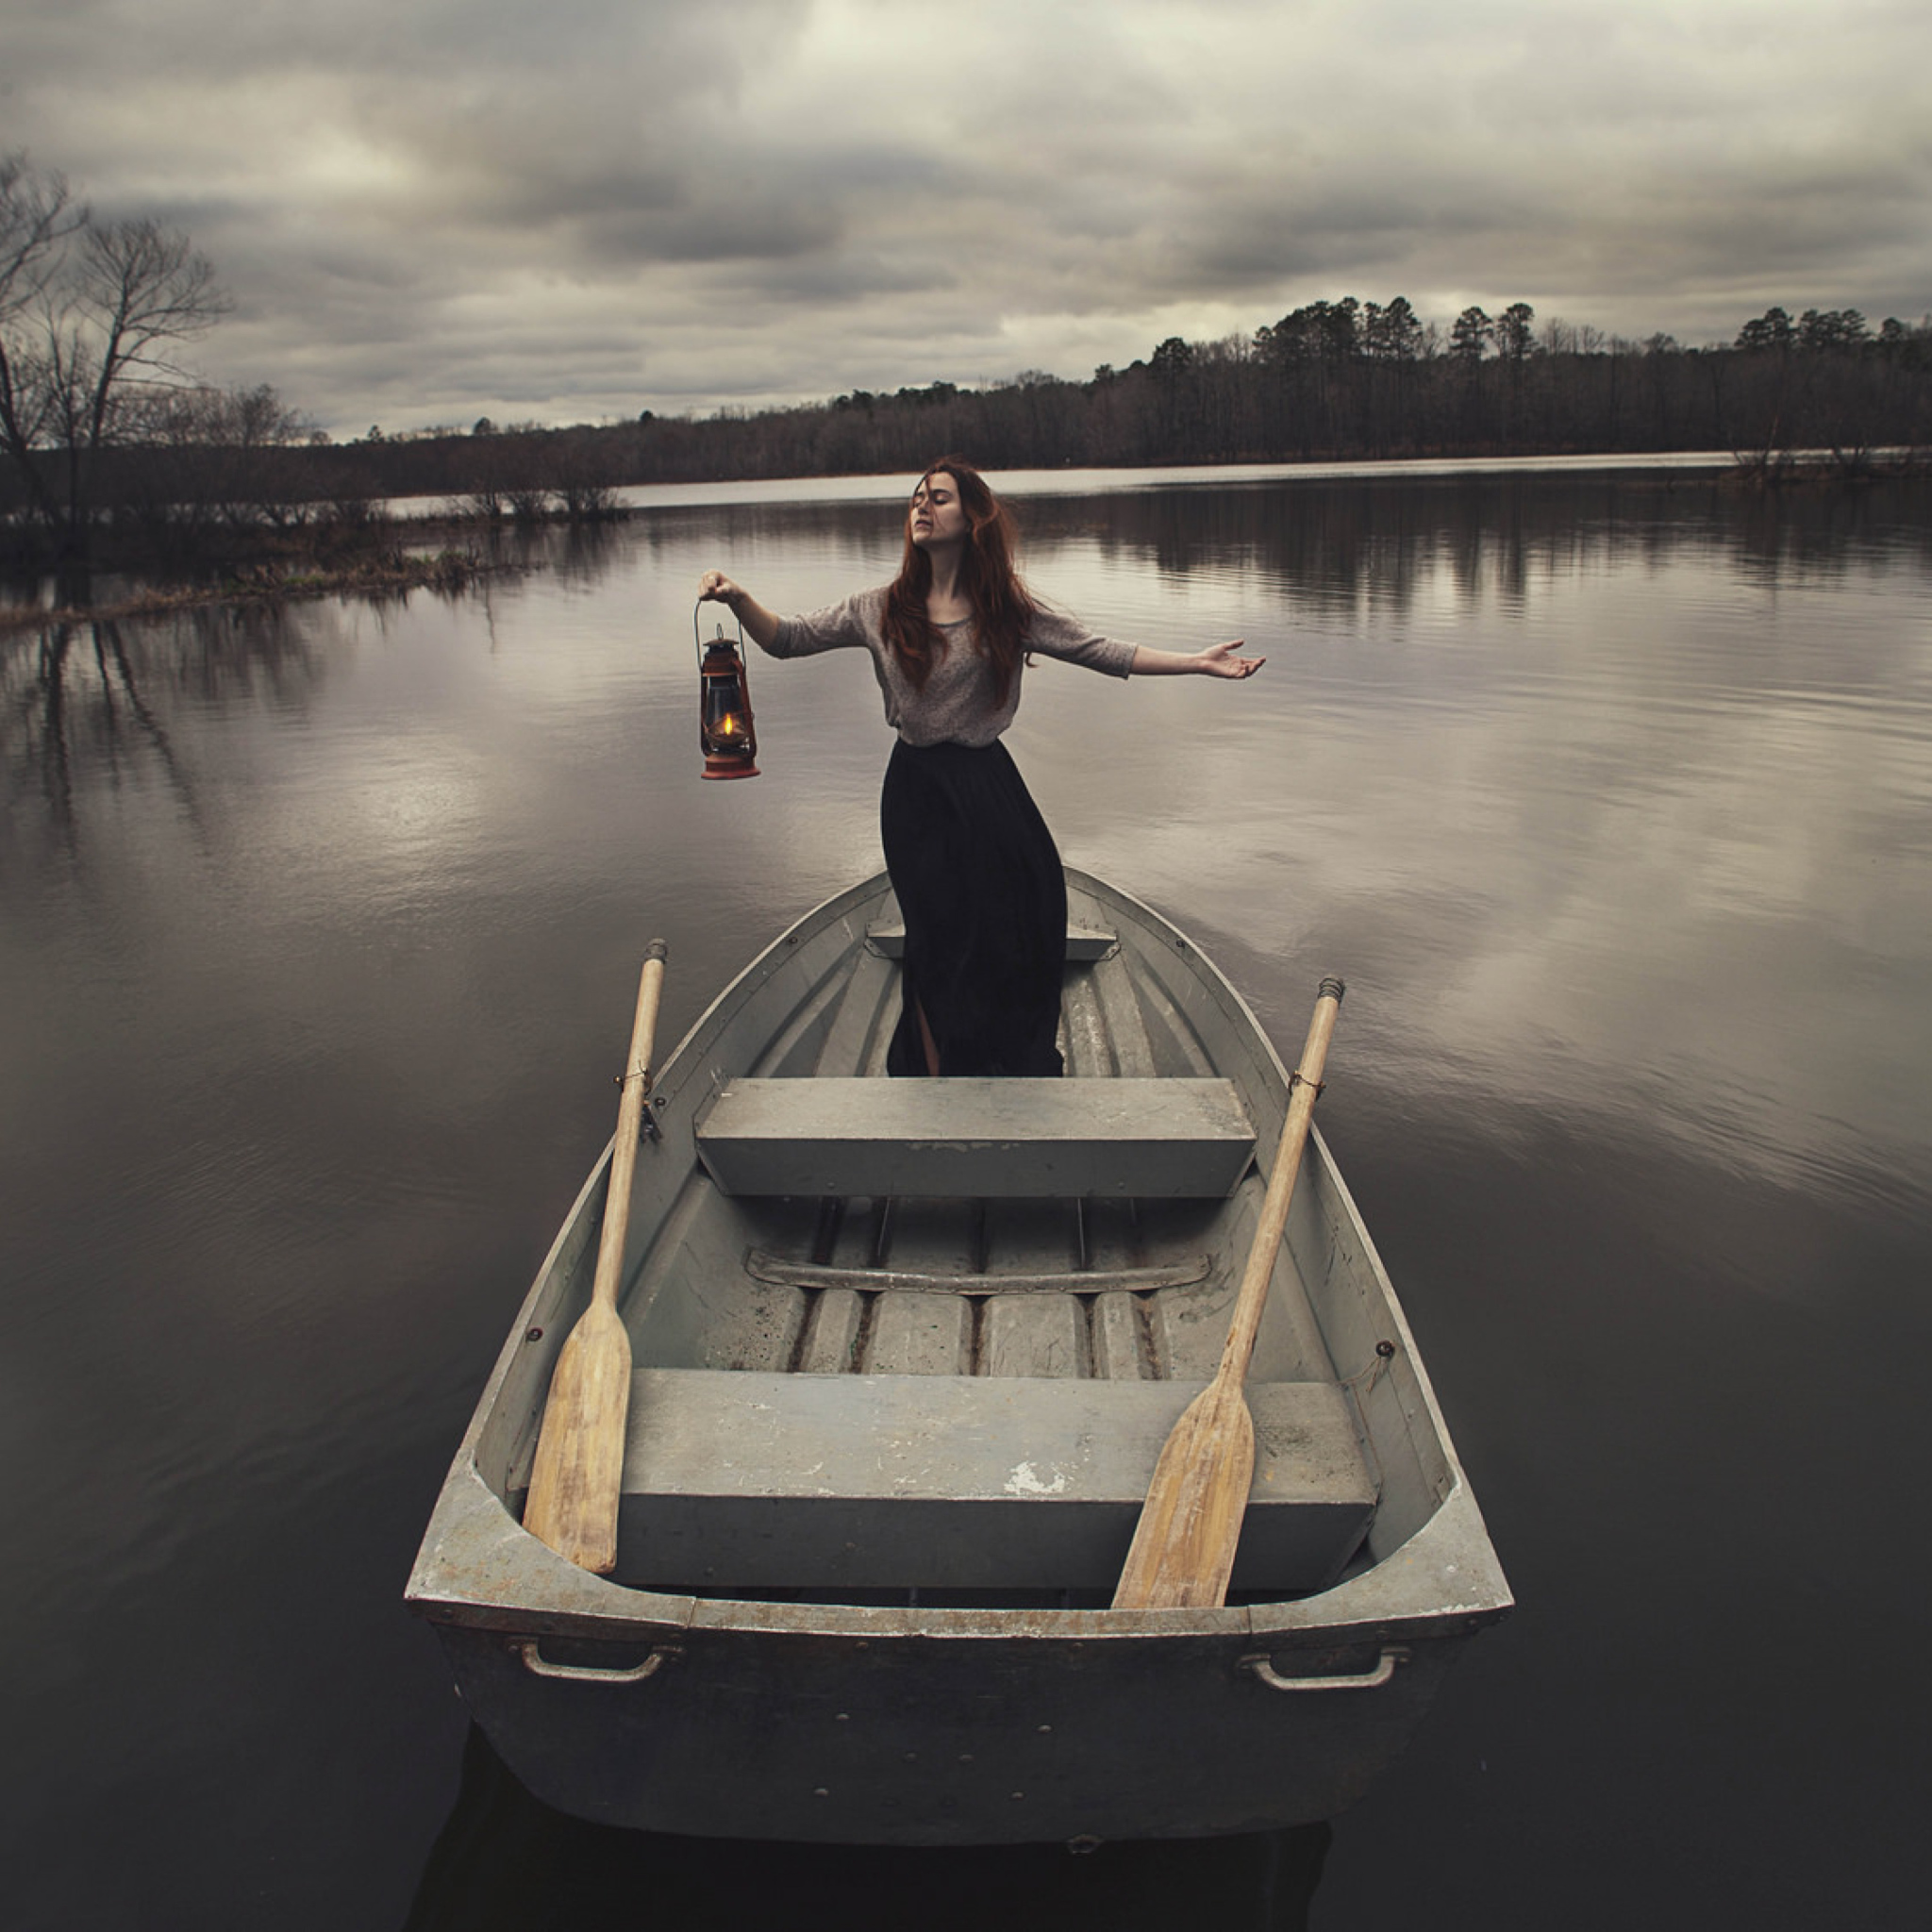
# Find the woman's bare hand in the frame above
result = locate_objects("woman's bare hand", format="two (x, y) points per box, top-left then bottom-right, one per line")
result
(1195, 639), (1265, 679)
(694, 572), (781, 650)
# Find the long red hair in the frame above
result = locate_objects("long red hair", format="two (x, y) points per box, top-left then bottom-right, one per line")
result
(881, 458), (1037, 705)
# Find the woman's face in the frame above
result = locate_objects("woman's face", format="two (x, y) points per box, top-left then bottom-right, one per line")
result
(909, 472), (969, 549)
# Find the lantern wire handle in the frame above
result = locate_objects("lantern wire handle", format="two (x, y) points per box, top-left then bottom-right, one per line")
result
(694, 599), (748, 664)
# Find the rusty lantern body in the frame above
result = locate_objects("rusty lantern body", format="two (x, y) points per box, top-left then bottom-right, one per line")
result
(695, 612), (760, 780)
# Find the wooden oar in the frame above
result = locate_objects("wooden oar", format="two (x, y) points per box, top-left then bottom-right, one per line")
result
(1112, 976), (1345, 1611)
(522, 942), (668, 1574)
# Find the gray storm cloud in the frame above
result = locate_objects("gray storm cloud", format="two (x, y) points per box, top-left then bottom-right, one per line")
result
(5, 0), (1928, 432)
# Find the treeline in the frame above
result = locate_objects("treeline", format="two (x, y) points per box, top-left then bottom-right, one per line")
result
(5, 134), (1930, 578)
(125, 296), (1932, 516)
(621, 297), (1930, 477)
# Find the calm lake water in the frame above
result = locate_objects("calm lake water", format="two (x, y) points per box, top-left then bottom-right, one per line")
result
(4, 463), (1928, 1929)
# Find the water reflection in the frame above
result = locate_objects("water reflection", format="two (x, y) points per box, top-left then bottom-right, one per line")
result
(1031, 471), (1932, 611)
(2, 605), (328, 873)
(11, 472), (1929, 834)
(7, 472), (1930, 1240)
(4, 466), (1930, 1927)
(405, 1727), (1330, 1932)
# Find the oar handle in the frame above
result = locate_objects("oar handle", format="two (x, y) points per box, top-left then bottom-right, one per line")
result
(1217, 976), (1344, 1382)
(589, 942), (669, 1316)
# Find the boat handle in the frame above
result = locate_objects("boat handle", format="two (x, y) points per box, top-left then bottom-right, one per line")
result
(513, 1640), (682, 1684)
(1240, 1646), (1408, 1692)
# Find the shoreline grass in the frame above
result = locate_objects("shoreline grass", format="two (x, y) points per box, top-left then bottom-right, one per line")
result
(0, 540), (527, 638)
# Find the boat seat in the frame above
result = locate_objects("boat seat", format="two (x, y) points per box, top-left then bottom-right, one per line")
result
(584, 1368), (1375, 1595)
(867, 921), (1118, 961)
(694, 1077), (1257, 1199)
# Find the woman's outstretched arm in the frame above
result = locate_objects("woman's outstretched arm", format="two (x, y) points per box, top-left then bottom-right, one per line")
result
(1130, 639), (1265, 678)
(697, 571), (782, 651)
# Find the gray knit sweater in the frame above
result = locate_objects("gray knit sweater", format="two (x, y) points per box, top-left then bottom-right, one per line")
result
(766, 586), (1137, 747)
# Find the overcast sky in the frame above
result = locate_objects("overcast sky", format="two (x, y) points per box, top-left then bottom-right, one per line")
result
(6, 0), (1929, 437)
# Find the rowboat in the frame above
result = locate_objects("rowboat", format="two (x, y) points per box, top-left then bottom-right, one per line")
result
(405, 869), (1511, 1843)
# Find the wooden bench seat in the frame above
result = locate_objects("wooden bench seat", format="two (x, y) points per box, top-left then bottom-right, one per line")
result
(866, 920), (1118, 961)
(591, 1368), (1374, 1594)
(694, 1077), (1256, 1199)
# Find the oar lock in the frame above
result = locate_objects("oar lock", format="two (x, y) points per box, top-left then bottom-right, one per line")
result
(611, 1065), (664, 1141)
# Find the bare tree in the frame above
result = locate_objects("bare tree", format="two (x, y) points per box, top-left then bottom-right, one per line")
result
(42, 217), (230, 555)
(134, 381), (312, 534)
(0, 153), (86, 530)
(0, 156), (230, 566)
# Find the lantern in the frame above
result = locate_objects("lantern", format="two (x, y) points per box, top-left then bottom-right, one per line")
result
(694, 608), (760, 780)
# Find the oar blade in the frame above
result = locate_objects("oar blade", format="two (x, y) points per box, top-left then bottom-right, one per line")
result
(1110, 1380), (1257, 1610)
(522, 1300), (632, 1574)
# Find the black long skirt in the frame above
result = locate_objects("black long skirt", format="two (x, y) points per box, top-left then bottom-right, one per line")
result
(878, 738), (1066, 1077)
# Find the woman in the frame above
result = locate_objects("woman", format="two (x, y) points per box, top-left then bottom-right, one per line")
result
(698, 458), (1262, 1078)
